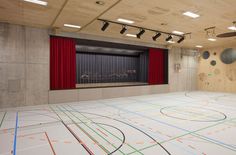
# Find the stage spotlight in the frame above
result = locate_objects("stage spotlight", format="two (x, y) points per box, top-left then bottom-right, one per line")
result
(177, 36), (185, 43)
(120, 25), (127, 34)
(101, 21), (109, 31)
(136, 29), (145, 39)
(152, 33), (161, 41)
(166, 35), (172, 41)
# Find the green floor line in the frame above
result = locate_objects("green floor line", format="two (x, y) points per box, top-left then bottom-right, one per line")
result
(127, 117), (236, 155)
(67, 104), (144, 155)
(160, 118), (236, 144)
(0, 112), (6, 128)
(127, 144), (158, 155)
(50, 106), (109, 154)
(59, 105), (123, 155)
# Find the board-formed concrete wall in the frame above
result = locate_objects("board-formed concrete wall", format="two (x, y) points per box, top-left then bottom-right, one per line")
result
(0, 23), (199, 107)
(0, 23), (49, 108)
(169, 47), (199, 92)
(198, 45), (236, 93)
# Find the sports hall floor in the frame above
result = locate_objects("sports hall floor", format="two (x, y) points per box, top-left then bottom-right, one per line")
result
(0, 91), (236, 155)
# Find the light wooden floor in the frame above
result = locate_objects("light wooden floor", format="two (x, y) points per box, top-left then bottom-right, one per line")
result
(1, 91), (236, 155)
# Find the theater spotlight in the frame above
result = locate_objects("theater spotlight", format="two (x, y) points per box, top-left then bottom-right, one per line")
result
(101, 21), (109, 31)
(136, 29), (145, 39)
(177, 36), (185, 43)
(120, 25), (127, 34)
(152, 32), (161, 41)
(166, 35), (172, 41)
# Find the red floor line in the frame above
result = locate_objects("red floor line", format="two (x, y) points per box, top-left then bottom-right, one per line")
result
(65, 124), (95, 155)
(96, 128), (108, 137)
(44, 132), (56, 155)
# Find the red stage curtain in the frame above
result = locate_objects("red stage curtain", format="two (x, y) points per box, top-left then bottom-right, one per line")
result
(148, 48), (164, 85)
(50, 36), (76, 90)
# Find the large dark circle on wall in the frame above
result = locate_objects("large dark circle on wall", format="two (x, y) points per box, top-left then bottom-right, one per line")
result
(210, 60), (216, 66)
(202, 51), (210, 59)
(220, 48), (236, 64)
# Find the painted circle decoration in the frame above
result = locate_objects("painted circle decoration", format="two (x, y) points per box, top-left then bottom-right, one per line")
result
(210, 60), (216, 66)
(160, 106), (226, 122)
(202, 51), (210, 59)
(220, 48), (236, 64)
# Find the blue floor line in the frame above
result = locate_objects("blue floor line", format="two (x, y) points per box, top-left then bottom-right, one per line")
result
(13, 112), (18, 155)
(104, 103), (236, 151)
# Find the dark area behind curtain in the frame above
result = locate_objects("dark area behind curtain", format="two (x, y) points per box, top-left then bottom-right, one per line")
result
(50, 36), (76, 90)
(76, 52), (139, 83)
(148, 48), (168, 85)
(139, 51), (149, 82)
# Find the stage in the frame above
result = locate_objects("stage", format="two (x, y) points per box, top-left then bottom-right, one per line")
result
(76, 82), (148, 89)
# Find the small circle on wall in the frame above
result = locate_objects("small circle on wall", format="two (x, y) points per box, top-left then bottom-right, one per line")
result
(202, 51), (210, 59)
(214, 52), (217, 55)
(210, 60), (217, 66)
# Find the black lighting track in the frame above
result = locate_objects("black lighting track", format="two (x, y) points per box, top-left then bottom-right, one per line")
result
(97, 18), (186, 38)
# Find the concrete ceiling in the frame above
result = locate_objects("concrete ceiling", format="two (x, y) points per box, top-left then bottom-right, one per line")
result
(1, 0), (236, 49)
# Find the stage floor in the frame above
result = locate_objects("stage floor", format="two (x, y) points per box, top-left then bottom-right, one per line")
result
(1, 91), (236, 155)
(76, 82), (148, 88)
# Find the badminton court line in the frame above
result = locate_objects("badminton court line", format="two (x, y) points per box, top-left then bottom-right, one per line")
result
(0, 112), (6, 128)
(57, 105), (124, 155)
(45, 132), (56, 155)
(12, 112), (18, 155)
(66, 104), (144, 155)
(104, 103), (236, 152)
(50, 106), (96, 155)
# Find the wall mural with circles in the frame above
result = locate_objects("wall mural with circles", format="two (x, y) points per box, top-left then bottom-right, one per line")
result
(198, 47), (236, 92)
(202, 51), (210, 59)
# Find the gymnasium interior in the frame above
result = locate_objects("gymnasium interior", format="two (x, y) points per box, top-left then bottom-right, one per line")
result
(0, 0), (236, 155)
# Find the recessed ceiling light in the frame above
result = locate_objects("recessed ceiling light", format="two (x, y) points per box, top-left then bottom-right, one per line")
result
(196, 45), (203, 48)
(228, 26), (236, 31)
(117, 18), (134, 24)
(23, 0), (48, 6)
(126, 34), (137, 38)
(208, 38), (216, 41)
(167, 40), (175, 44)
(172, 30), (184, 35)
(95, 1), (105, 5)
(183, 11), (200, 18)
(64, 24), (81, 29)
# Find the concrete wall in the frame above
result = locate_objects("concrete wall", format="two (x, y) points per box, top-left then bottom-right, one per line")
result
(169, 47), (199, 92)
(0, 23), (199, 107)
(49, 85), (169, 104)
(0, 23), (49, 108)
(198, 45), (236, 93)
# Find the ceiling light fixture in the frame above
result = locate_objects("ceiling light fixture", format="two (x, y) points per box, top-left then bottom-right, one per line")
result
(177, 36), (185, 43)
(172, 30), (184, 35)
(117, 18), (134, 24)
(152, 33), (161, 41)
(126, 34), (137, 38)
(23, 0), (48, 6)
(101, 21), (109, 31)
(228, 21), (236, 31)
(196, 45), (203, 48)
(95, 1), (105, 5)
(64, 24), (81, 29)
(208, 38), (216, 41)
(183, 11), (200, 18)
(136, 29), (145, 39)
(166, 35), (172, 41)
(228, 26), (236, 31)
(120, 25), (127, 34)
(167, 40), (175, 44)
